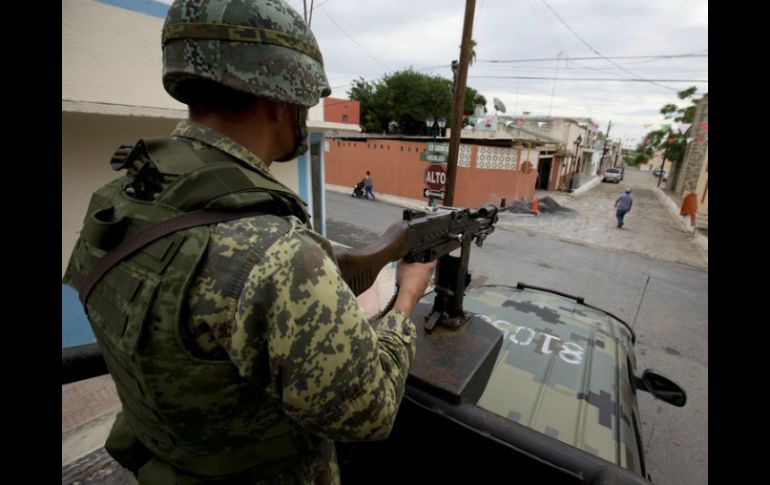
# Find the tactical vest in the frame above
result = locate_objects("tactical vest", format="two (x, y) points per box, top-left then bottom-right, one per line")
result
(63, 138), (322, 480)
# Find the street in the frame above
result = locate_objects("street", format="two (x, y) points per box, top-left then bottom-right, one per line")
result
(325, 171), (707, 485)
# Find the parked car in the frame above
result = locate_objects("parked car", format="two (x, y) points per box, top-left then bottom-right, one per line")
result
(339, 283), (687, 484)
(618, 166), (625, 180)
(603, 168), (622, 183)
(652, 168), (668, 181)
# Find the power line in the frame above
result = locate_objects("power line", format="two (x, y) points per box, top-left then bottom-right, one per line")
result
(539, 0), (679, 92)
(477, 53), (707, 64)
(469, 75), (707, 82)
(529, 0), (565, 56)
(312, 0), (333, 10)
(475, 64), (708, 74)
(329, 64), (449, 91)
(527, 0), (569, 117)
(320, 7), (391, 71)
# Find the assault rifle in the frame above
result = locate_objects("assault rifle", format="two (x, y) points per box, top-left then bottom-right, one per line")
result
(335, 204), (498, 332)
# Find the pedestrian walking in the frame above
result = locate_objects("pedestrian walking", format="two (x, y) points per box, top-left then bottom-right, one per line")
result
(615, 188), (633, 228)
(364, 171), (375, 201)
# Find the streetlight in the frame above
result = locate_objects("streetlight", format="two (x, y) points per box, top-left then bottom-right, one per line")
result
(425, 115), (435, 138)
(437, 117), (446, 138)
(568, 134), (582, 192)
(425, 115), (447, 140)
(574, 134), (583, 172)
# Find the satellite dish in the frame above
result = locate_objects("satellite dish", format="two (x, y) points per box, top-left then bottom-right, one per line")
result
(493, 97), (507, 113)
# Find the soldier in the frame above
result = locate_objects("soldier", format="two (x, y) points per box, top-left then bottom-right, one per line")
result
(62, 0), (433, 483)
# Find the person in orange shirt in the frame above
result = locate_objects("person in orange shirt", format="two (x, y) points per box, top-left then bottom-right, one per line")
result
(680, 192), (698, 227)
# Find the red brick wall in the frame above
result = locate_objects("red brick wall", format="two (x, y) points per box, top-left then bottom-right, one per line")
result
(326, 139), (537, 207)
(324, 98), (360, 125)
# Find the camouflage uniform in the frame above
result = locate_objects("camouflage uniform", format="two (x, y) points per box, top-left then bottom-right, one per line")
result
(64, 120), (417, 484)
(178, 121), (417, 481)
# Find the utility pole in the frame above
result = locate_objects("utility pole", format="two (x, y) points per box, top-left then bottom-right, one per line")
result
(657, 151), (667, 187)
(444, 0), (476, 207)
(599, 120), (612, 172)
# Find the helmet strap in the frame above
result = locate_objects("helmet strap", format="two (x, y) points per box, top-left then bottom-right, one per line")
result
(275, 107), (309, 163)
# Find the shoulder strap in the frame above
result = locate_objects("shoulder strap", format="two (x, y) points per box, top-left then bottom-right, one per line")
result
(78, 209), (263, 306)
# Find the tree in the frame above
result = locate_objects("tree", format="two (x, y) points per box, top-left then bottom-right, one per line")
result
(638, 86), (702, 169)
(465, 86), (486, 115)
(348, 69), (487, 135)
(455, 39), (477, 67)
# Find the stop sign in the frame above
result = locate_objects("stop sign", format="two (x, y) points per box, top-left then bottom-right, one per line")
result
(425, 164), (447, 190)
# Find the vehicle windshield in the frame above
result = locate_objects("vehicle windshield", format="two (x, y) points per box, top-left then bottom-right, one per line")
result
(607, 168), (619, 173)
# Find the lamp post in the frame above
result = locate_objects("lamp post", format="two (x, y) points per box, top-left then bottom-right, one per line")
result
(574, 134), (582, 175)
(426, 115), (447, 140)
(437, 116), (446, 138)
(424, 115), (447, 208)
(568, 134), (582, 192)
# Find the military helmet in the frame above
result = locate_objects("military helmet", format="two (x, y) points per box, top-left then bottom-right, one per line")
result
(161, 0), (331, 107)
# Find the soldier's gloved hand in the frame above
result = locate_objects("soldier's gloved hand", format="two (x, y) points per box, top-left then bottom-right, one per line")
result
(394, 260), (435, 316)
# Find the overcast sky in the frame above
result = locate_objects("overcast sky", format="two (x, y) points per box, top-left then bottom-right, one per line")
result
(157, 0), (708, 146)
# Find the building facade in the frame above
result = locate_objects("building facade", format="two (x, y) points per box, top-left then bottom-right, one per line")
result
(325, 136), (538, 207)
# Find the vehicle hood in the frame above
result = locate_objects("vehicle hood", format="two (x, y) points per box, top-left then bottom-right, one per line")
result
(458, 284), (642, 472)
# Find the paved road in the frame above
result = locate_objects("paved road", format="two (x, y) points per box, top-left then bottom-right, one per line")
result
(326, 181), (707, 485)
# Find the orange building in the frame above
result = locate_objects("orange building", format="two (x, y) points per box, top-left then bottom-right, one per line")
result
(324, 97), (361, 125)
(325, 137), (538, 207)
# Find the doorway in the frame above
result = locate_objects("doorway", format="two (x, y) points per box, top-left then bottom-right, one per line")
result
(537, 158), (553, 190)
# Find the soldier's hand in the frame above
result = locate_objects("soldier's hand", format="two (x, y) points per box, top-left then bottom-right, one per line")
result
(394, 260), (435, 316)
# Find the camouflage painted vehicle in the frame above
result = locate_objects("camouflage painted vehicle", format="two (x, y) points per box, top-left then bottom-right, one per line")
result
(337, 282), (686, 484)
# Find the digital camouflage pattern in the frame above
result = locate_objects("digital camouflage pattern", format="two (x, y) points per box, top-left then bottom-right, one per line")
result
(64, 121), (417, 484)
(452, 286), (644, 474)
(162, 0), (331, 107)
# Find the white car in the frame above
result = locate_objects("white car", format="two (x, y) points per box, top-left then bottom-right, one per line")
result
(653, 168), (668, 181)
(603, 168), (622, 183)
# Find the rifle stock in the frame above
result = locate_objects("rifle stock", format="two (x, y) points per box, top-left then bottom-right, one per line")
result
(335, 220), (410, 296)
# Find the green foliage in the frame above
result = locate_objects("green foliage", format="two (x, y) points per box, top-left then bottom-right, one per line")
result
(640, 85), (702, 165)
(348, 69), (487, 135)
(465, 86), (487, 115)
(659, 85), (701, 123)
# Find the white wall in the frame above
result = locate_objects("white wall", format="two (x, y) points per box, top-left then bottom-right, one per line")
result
(269, 159), (300, 195)
(63, 0), (185, 111)
(62, 112), (181, 275)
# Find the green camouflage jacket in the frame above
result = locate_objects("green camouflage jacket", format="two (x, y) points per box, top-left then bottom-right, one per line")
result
(68, 121), (417, 484)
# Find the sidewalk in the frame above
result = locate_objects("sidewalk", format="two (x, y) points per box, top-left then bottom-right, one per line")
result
(326, 183), (427, 211)
(653, 186), (708, 265)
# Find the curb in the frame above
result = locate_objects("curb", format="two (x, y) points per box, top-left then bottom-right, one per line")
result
(653, 187), (708, 265)
(326, 184), (427, 211)
(569, 176), (601, 197)
(653, 187), (695, 233)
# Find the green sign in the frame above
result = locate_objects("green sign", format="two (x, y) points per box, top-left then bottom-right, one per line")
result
(426, 142), (449, 154)
(420, 152), (448, 163)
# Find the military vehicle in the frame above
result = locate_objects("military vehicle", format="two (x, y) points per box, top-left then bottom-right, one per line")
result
(337, 283), (686, 484)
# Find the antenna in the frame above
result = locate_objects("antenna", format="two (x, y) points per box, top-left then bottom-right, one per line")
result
(632, 274), (651, 328)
